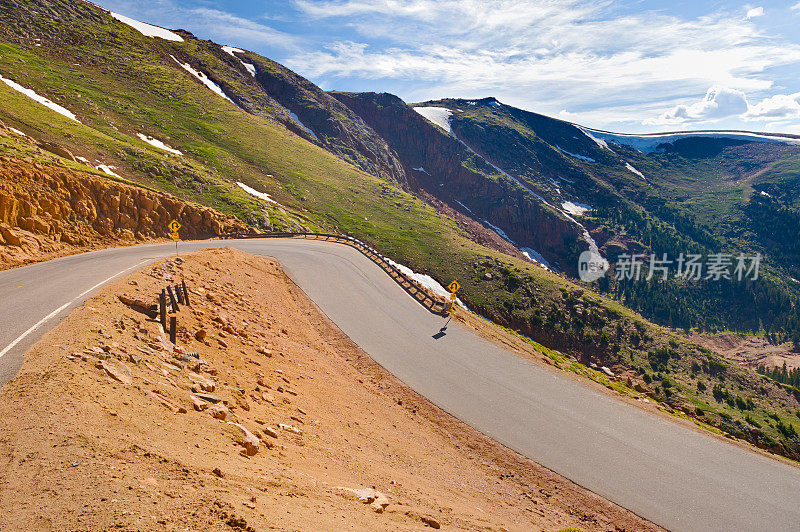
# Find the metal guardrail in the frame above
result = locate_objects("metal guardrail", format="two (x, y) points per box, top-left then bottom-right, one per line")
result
(235, 232), (450, 316)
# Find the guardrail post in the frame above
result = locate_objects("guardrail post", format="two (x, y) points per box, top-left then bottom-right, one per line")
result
(167, 285), (179, 312)
(181, 280), (190, 306)
(160, 289), (167, 331)
(169, 316), (177, 344)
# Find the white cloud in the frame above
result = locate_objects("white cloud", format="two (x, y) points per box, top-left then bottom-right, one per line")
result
(745, 6), (764, 19)
(645, 86), (749, 125)
(288, 0), (800, 132)
(94, 0), (800, 134)
(645, 87), (800, 126)
(792, 2), (800, 11)
(745, 92), (800, 119)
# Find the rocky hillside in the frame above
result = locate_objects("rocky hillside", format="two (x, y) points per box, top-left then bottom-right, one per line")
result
(0, 150), (248, 269)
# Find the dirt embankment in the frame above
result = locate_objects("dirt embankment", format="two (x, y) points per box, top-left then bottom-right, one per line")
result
(0, 156), (250, 269)
(0, 248), (659, 531)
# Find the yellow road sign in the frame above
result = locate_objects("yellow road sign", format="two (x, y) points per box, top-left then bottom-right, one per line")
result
(450, 292), (457, 300)
(168, 219), (182, 233)
(171, 231), (180, 242)
(447, 280), (461, 293)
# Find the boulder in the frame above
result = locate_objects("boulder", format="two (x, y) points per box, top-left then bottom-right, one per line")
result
(37, 141), (76, 161)
(208, 404), (228, 420)
(191, 396), (208, 411)
(188, 371), (216, 392)
(228, 422), (260, 455)
(279, 423), (302, 434)
(101, 359), (132, 385)
(421, 516), (441, 529)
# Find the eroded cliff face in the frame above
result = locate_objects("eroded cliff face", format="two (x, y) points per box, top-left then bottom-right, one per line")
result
(330, 91), (585, 271)
(0, 156), (249, 269)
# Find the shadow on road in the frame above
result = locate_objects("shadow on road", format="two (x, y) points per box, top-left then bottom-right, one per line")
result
(432, 317), (451, 340)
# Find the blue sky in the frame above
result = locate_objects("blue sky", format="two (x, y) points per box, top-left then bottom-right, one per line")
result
(95, 0), (800, 134)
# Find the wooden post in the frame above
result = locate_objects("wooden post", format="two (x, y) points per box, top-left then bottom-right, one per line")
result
(167, 285), (179, 312)
(169, 316), (177, 344)
(160, 289), (167, 331)
(181, 280), (190, 306)
(175, 284), (185, 305)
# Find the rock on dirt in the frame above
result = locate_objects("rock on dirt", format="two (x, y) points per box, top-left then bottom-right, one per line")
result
(208, 404), (228, 420)
(191, 396), (208, 411)
(101, 359), (132, 385)
(227, 422), (260, 456)
(421, 515), (441, 529)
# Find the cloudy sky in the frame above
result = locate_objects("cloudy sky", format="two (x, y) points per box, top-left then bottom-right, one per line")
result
(95, 0), (800, 134)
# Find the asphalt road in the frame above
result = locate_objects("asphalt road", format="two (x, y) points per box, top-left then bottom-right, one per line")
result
(1, 239), (799, 531)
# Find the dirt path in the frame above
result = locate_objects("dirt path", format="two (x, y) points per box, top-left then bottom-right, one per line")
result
(0, 248), (659, 531)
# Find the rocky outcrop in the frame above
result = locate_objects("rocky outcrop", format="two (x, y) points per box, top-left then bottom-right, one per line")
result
(0, 156), (249, 268)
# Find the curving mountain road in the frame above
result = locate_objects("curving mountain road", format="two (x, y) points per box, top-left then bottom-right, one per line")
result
(1, 238), (800, 531)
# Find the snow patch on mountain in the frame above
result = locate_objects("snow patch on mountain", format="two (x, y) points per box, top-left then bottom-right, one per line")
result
(0, 75), (79, 122)
(625, 162), (646, 180)
(241, 62), (256, 76)
(96, 164), (120, 178)
(584, 128), (800, 154)
(579, 127), (611, 151)
(555, 145), (595, 162)
(275, 103), (317, 140)
(383, 257), (463, 305)
(110, 12), (183, 41)
(7, 127), (26, 136)
(136, 133), (182, 155)
(561, 201), (593, 216)
(413, 106), (453, 135)
(482, 220), (554, 270)
(455, 200), (472, 213)
(221, 45), (244, 56)
(170, 55), (237, 105)
(412, 166), (430, 174)
(237, 182), (277, 204)
(483, 219), (512, 242)
(221, 46), (257, 77)
(520, 248), (552, 269)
